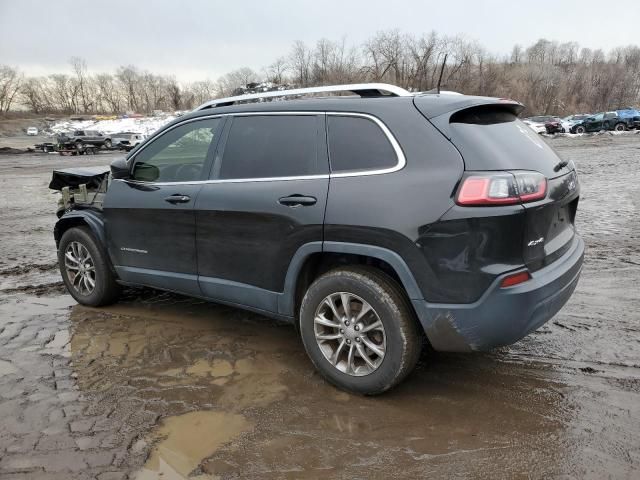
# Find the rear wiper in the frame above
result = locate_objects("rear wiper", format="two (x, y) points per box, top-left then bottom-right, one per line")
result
(553, 160), (569, 172)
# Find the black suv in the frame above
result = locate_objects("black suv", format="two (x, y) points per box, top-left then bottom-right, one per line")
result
(57, 130), (113, 150)
(571, 110), (640, 133)
(52, 84), (584, 394)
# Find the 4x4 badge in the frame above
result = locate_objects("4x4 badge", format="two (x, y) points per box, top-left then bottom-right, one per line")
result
(527, 237), (544, 247)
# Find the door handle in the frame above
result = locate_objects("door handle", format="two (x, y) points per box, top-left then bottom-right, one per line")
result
(164, 194), (191, 204)
(278, 195), (317, 207)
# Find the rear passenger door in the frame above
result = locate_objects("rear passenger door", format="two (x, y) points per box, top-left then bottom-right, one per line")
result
(195, 113), (328, 313)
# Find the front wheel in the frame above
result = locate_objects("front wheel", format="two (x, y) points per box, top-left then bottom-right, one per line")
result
(103, 139), (112, 149)
(58, 227), (120, 306)
(575, 125), (586, 134)
(299, 266), (422, 395)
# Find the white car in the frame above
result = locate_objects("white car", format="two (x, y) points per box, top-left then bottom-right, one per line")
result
(26, 127), (38, 136)
(522, 119), (546, 134)
(112, 132), (147, 152)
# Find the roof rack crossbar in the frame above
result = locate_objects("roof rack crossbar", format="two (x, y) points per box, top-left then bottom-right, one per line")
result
(194, 83), (412, 110)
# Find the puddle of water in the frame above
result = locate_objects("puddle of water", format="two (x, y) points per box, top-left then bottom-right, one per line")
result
(135, 411), (251, 480)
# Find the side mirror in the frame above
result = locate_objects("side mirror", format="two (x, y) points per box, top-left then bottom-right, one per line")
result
(110, 157), (130, 179)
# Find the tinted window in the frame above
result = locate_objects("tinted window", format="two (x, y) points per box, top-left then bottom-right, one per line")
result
(131, 117), (221, 182)
(447, 106), (564, 177)
(327, 116), (397, 173)
(219, 115), (320, 179)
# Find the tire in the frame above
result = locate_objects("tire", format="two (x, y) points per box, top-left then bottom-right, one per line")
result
(58, 226), (120, 307)
(575, 125), (586, 134)
(299, 266), (422, 395)
(103, 139), (112, 149)
(614, 123), (626, 132)
(75, 141), (84, 152)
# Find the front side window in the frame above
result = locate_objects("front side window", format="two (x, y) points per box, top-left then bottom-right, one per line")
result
(131, 117), (221, 182)
(218, 115), (320, 179)
(327, 115), (397, 173)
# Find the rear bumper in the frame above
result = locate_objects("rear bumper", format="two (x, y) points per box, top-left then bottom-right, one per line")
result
(412, 235), (584, 352)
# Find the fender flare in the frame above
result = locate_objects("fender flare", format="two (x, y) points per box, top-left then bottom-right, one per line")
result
(54, 210), (106, 249)
(277, 241), (423, 316)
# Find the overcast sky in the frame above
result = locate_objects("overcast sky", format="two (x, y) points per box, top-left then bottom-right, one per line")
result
(1, 0), (638, 81)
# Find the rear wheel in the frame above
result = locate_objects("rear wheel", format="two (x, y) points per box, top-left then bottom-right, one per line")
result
(614, 123), (626, 132)
(299, 266), (421, 395)
(58, 227), (120, 306)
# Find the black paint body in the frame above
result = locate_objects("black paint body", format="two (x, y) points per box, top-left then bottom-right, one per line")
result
(55, 93), (584, 351)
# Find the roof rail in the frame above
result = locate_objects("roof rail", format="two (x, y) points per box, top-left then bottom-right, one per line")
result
(194, 83), (412, 111)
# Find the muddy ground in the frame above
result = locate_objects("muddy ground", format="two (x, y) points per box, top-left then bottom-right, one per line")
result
(0, 135), (639, 479)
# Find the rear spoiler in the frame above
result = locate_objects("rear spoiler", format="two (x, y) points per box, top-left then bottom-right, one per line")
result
(413, 95), (524, 119)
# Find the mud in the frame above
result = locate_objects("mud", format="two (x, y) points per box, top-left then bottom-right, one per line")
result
(0, 137), (639, 479)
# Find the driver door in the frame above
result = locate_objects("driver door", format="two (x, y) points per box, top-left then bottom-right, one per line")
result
(104, 116), (224, 296)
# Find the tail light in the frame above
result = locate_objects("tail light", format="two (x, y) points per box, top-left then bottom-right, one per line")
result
(500, 270), (531, 288)
(456, 171), (547, 206)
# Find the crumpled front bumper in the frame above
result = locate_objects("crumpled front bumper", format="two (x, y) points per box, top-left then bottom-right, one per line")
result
(412, 235), (584, 352)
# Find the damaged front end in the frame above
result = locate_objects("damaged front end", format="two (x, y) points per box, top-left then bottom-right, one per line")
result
(49, 166), (110, 217)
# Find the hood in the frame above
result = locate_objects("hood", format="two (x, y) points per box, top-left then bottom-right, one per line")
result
(49, 166), (110, 190)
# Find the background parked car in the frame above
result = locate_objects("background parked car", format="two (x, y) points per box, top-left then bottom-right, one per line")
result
(561, 114), (591, 132)
(112, 132), (146, 151)
(26, 127), (38, 136)
(610, 108), (640, 130)
(57, 130), (113, 149)
(544, 117), (565, 134)
(523, 116), (556, 134)
(571, 110), (640, 133)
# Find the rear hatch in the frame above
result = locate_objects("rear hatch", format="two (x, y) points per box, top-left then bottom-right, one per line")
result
(420, 100), (580, 271)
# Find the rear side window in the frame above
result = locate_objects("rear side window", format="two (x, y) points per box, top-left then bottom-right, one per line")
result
(219, 115), (320, 179)
(447, 105), (563, 177)
(327, 116), (397, 173)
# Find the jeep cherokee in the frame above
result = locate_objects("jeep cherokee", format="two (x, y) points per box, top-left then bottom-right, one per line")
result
(51, 83), (584, 395)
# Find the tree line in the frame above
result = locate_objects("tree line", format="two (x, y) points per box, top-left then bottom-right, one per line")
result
(1, 31), (639, 116)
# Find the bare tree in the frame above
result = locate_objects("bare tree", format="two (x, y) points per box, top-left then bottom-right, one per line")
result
(70, 57), (91, 112)
(6, 34), (640, 117)
(265, 57), (288, 85)
(217, 67), (258, 96)
(0, 66), (23, 112)
(289, 41), (312, 87)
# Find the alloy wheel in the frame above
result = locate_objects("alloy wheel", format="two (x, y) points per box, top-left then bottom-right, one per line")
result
(64, 241), (96, 295)
(313, 292), (386, 376)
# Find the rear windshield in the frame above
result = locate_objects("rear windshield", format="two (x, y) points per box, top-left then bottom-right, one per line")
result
(446, 105), (565, 177)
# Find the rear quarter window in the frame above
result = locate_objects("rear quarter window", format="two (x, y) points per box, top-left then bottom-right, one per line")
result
(446, 105), (563, 178)
(327, 115), (397, 173)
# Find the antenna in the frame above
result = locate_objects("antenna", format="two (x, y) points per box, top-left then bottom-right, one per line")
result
(436, 53), (448, 94)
